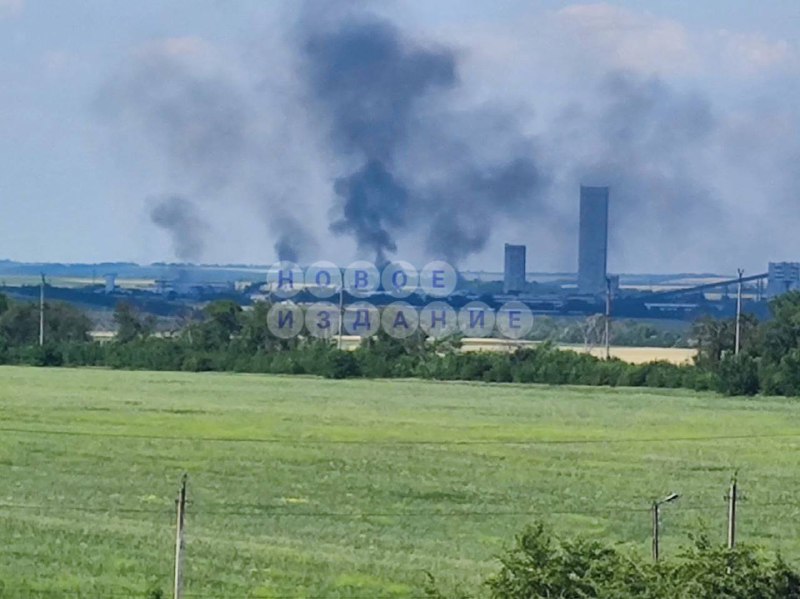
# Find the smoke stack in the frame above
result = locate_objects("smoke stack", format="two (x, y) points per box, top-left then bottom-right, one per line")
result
(577, 185), (609, 295)
(503, 243), (526, 294)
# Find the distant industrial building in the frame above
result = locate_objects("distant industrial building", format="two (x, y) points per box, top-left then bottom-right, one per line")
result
(503, 244), (526, 294)
(767, 262), (800, 297)
(577, 185), (609, 295)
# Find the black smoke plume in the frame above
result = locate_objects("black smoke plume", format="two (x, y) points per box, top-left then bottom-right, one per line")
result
(330, 160), (408, 265)
(102, 3), (765, 271)
(100, 7), (551, 265)
(272, 213), (318, 263)
(301, 14), (456, 262)
(150, 196), (207, 261)
(299, 7), (551, 263)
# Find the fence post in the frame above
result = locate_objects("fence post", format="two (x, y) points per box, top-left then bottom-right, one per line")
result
(727, 476), (738, 549)
(174, 473), (187, 599)
(651, 501), (660, 562)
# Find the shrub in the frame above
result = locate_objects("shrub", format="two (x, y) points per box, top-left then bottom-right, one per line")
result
(716, 353), (760, 396)
(19, 344), (64, 367)
(429, 524), (800, 599)
(323, 350), (361, 379)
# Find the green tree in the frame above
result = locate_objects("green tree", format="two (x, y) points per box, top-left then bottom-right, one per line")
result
(0, 301), (90, 346)
(187, 300), (243, 350)
(716, 353), (760, 396)
(113, 302), (154, 343)
(0, 302), (38, 345)
(692, 315), (757, 370)
(46, 302), (92, 342)
(236, 300), (296, 353)
(761, 292), (800, 363)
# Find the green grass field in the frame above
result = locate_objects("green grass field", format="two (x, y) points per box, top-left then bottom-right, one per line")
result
(1, 366), (800, 597)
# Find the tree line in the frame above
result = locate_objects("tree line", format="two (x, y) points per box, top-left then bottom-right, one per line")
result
(2, 291), (800, 396)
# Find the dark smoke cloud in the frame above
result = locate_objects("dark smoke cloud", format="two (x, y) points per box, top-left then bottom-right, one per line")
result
(299, 7), (549, 263)
(301, 13), (456, 262)
(150, 196), (207, 261)
(303, 17), (456, 160)
(98, 3), (785, 272)
(272, 213), (318, 262)
(97, 40), (318, 262)
(419, 152), (549, 262)
(330, 160), (407, 264)
(103, 18), (550, 265)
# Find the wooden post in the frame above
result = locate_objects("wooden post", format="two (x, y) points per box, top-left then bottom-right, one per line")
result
(735, 269), (744, 355)
(39, 273), (45, 347)
(174, 473), (187, 599)
(727, 477), (738, 549)
(652, 501), (659, 562)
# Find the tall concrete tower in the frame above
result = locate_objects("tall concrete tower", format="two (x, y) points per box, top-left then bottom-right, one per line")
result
(503, 244), (526, 294)
(578, 185), (609, 295)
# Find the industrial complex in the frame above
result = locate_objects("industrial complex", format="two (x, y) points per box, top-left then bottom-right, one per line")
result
(494, 185), (786, 321)
(1, 186), (798, 323)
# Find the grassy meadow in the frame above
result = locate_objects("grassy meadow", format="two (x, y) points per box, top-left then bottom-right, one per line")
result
(1, 366), (800, 597)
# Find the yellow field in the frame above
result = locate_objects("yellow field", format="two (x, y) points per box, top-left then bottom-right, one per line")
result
(564, 344), (696, 364)
(335, 336), (696, 365)
(460, 339), (695, 364)
(0, 276), (156, 289)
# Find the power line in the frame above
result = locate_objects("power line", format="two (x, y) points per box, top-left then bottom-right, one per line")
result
(0, 590), (412, 599)
(1, 426), (799, 446)
(3, 500), (800, 519)
(0, 502), (650, 517)
(0, 503), (170, 514)
(0, 589), (350, 599)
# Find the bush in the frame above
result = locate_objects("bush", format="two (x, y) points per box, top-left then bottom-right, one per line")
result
(760, 349), (800, 396)
(181, 354), (216, 372)
(323, 350), (361, 379)
(18, 344), (64, 367)
(716, 353), (760, 396)
(145, 586), (165, 599)
(429, 524), (800, 599)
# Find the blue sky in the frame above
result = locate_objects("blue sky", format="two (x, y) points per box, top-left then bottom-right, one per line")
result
(1, 1), (799, 273)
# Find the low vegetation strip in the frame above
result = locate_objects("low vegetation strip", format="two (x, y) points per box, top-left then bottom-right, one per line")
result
(2, 290), (800, 396)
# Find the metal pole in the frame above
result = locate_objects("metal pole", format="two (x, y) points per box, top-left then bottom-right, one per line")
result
(727, 477), (737, 549)
(39, 273), (45, 347)
(735, 269), (744, 355)
(173, 473), (187, 599)
(652, 501), (659, 562)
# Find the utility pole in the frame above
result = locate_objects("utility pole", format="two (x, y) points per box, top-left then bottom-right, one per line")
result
(39, 273), (45, 346)
(735, 269), (744, 355)
(727, 475), (738, 549)
(604, 276), (612, 360)
(173, 473), (187, 599)
(337, 285), (344, 350)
